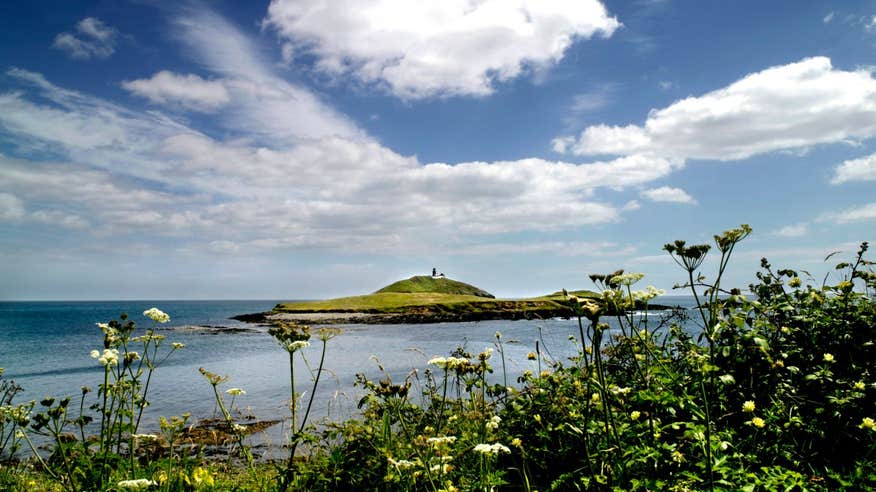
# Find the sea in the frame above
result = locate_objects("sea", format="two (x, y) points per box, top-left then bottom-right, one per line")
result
(0, 298), (698, 450)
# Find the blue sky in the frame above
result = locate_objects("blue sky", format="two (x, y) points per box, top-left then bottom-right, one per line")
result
(1, 0), (874, 300)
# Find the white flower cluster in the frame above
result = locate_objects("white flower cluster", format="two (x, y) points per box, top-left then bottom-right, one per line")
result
(428, 356), (469, 370)
(283, 340), (310, 352)
(630, 286), (666, 302)
(117, 478), (157, 489)
(143, 308), (170, 324)
(225, 388), (246, 396)
(388, 457), (418, 470)
(426, 436), (457, 446)
(91, 348), (120, 366)
(611, 272), (645, 286)
(473, 443), (511, 455)
(485, 415), (501, 431)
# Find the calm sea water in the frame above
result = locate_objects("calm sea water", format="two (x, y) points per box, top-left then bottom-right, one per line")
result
(0, 298), (697, 448)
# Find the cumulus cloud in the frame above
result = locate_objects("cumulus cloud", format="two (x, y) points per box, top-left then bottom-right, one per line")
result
(772, 223), (809, 238)
(122, 71), (231, 112)
(0, 9), (689, 257)
(640, 186), (696, 204)
(556, 57), (876, 161)
(819, 202), (876, 224)
(264, 0), (620, 99)
(52, 17), (118, 59)
(831, 152), (876, 184)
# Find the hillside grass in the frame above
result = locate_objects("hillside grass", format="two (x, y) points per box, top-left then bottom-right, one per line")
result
(273, 288), (601, 313)
(375, 275), (494, 298)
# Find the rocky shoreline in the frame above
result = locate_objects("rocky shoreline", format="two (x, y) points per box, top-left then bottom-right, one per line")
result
(232, 303), (679, 326)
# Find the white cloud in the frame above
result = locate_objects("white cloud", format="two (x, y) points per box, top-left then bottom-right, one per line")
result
(640, 186), (696, 204)
(819, 202), (876, 224)
(122, 71), (231, 112)
(0, 9), (692, 257)
(175, 9), (362, 143)
(823, 12), (834, 24)
(264, 0), (620, 99)
(0, 192), (25, 221)
(570, 85), (616, 112)
(773, 223), (809, 238)
(52, 17), (118, 59)
(831, 152), (876, 184)
(557, 57), (876, 161)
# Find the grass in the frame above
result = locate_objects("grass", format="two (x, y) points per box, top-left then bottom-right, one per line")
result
(376, 275), (495, 298)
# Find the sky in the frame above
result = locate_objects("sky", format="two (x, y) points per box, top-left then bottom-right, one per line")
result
(0, 0), (874, 300)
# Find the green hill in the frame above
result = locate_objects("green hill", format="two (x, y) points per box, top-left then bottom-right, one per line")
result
(375, 275), (495, 298)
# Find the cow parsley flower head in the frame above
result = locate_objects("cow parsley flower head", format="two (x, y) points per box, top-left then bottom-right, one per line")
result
(473, 443), (511, 455)
(226, 388), (246, 396)
(117, 478), (157, 489)
(143, 308), (170, 323)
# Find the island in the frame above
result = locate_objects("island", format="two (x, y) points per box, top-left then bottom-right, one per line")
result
(233, 273), (676, 325)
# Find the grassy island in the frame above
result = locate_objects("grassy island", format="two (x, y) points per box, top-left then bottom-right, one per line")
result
(263, 275), (609, 324)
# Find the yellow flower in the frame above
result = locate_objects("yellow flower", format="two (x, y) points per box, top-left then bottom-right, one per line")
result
(823, 353), (835, 363)
(742, 400), (756, 413)
(526, 352), (537, 361)
(191, 467), (214, 487)
(630, 410), (641, 421)
(750, 417), (765, 428)
(511, 437), (522, 448)
(854, 381), (866, 391)
(861, 417), (875, 431)
(590, 392), (601, 403)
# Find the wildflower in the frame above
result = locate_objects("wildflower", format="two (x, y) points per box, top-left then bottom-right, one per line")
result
(486, 415), (501, 431)
(473, 443), (511, 455)
(191, 467), (214, 487)
(117, 478), (157, 489)
(317, 327), (343, 342)
(634, 353), (645, 361)
(143, 308), (170, 323)
(719, 374), (735, 384)
(750, 417), (766, 428)
(479, 347), (493, 360)
(788, 277), (802, 288)
(428, 356), (448, 367)
(590, 392), (600, 403)
(860, 417), (875, 430)
(427, 436), (457, 446)
(611, 272), (645, 286)
(854, 381), (866, 391)
(226, 388), (246, 396)
(285, 340), (310, 352)
(172, 342), (185, 349)
(672, 450), (685, 464)
(823, 353), (835, 363)
(527, 352), (537, 361)
(495, 331), (502, 340)
(132, 434), (158, 441)
(437, 481), (459, 492)
(540, 370), (551, 378)
(93, 348), (119, 366)
(742, 400), (756, 413)
(780, 326), (791, 334)
(388, 457), (417, 470)
(611, 386), (631, 396)
(511, 437), (522, 448)
(430, 463), (453, 474)
(96, 322), (109, 330)
(630, 411), (641, 421)
(232, 424), (247, 434)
